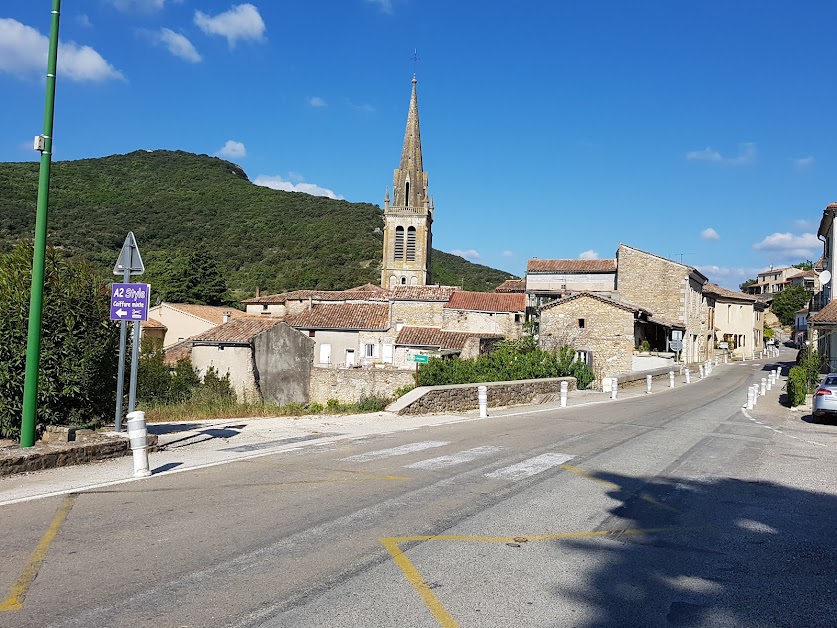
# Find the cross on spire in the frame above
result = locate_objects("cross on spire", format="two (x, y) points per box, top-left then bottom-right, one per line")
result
(412, 49), (420, 76)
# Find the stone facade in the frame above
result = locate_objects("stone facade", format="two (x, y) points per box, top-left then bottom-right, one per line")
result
(391, 300), (444, 328)
(441, 309), (522, 337)
(253, 323), (314, 405)
(309, 367), (415, 404)
(192, 344), (262, 402)
(391, 377), (577, 415)
(616, 244), (708, 363)
(539, 294), (636, 377)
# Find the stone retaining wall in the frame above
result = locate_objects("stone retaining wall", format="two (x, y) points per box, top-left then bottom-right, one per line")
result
(391, 377), (577, 415)
(0, 436), (130, 477)
(310, 367), (415, 404)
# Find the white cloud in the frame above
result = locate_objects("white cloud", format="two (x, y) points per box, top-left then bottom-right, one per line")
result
(110, 0), (167, 13)
(451, 249), (482, 261)
(502, 250), (514, 258)
(686, 142), (756, 165)
(0, 19), (123, 82)
(254, 174), (343, 200)
(365, 0), (394, 13)
(579, 249), (599, 260)
(77, 14), (93, 28)
(349, 101), (376, 113)
(701, 227), (720, 240)
(307, 96), (326, 108)
(216, 140), (246, 159)
(151, 28), (201, 63)
(194, 4), (266, 47)
(793, 219), (813, 230)
(752, 232), (821, 260)
(794, 156), (815, 171)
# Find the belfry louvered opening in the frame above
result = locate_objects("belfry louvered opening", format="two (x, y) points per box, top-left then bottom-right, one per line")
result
(394, 226), (404, 260)
(406, 227), (416, 261)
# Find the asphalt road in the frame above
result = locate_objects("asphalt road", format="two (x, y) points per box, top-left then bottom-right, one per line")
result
(2, 360), (836, 628)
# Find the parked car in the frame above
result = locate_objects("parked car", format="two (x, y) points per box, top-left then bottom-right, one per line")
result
(812, 373), (837, 420)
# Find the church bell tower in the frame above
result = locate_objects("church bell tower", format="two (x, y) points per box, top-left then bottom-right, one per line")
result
(381, 74), (433, 288)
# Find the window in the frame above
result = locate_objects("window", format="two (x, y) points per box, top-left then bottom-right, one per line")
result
(396, 321), (405, 331)
(578, 318), (585, 329)
(394, 226), (405, 260)
(308, 330), (315, 338)
(575, 350), (592, 366)
(401, 276), (407, 285)
(262, 304), (268, 312)
(406, 227), (416, 261)
(514, 313), (521, 323)
(364, 343), (379, 358)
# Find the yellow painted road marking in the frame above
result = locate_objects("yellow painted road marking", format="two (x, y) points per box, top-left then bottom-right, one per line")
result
(1, 494), (77, 612)
(382, 526), (689, 627)
(561, 464), (680, 512)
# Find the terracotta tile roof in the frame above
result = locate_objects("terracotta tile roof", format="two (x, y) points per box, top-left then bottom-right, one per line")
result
(163, 303), (246, 325)
(191, 316), (289, 343)
(811, 301), (837, 324)
(527, 259), (617, 273)
(444, 291), (526, 313)
(395, 326), (503, 349)
(141, 318), (166, 329)
(289, 303), (390, 330)
(389, 286), (459, 301)
(540, 291), (642, 314)
(703, 283), (757, 302)
(495, 278), (526, 293)
(164, 339), (192, 366)
(243, 287), (389, 305)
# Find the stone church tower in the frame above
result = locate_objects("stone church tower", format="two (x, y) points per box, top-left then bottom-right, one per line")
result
(381, 75), (434, 288)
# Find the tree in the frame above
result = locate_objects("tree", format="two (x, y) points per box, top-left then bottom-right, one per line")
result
(144, 249), (229, 305)
(740, 278), (757, 292)
(793, 260), (814, 271)
(0, 243), (119, 440)
(771, 285), (812, 326)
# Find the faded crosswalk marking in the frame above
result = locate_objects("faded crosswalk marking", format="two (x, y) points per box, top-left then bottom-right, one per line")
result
(340, 441), (450, 462)
(485, 453), (575, 480)
(405, 446), (505, 470)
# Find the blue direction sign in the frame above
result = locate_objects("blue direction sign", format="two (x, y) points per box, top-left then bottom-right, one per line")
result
(110, 283), (150, 322)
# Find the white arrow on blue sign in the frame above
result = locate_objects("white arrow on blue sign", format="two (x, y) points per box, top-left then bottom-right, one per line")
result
(110, 283), (150, 322)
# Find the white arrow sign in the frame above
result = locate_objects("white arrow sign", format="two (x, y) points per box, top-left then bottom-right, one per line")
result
(115, 308), (128, 318)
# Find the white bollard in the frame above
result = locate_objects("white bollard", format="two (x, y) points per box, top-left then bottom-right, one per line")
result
(760, 378), (766, 396)
(669, 370), (675, 388)
(724, 353), (728, 364)
(774, 368), (780, 381)
(767, 376), (772, 391)
(685, 369), (691, 384)
(646, 374), (652, 394)
(746, 388), (754, 409)
(478, 385), (488, 418)
(611, 379), (618, 400)
(751, 385), (759, 406)
(126, 411), (151, 478)
(699, 365), (705, 379)
(560, 380), (568, 408)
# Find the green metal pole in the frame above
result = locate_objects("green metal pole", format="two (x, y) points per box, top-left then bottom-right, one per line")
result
(20, 0), (61, 448)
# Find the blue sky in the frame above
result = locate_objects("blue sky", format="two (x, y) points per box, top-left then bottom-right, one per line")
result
(2, 1), (836, 290)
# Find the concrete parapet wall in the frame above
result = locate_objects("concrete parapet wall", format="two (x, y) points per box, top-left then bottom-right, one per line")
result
(389, 377), (577, 415)
(0, 435), (130, 477)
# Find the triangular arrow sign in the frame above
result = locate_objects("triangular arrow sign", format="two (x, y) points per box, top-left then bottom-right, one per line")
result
(113, 231), (145, 276)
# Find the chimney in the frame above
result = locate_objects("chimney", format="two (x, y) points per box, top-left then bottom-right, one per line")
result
(255, 286), (261, 298)
(223, 311), (230, 324)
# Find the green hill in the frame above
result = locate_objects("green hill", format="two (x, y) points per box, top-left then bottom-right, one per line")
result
(0, 150), (514, 298)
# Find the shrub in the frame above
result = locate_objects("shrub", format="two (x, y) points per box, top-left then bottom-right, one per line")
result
(787, 366), (807, 407)
(306, 402), (324, 414)
(0, 244), (119, 440)
(354, 395), (390, 413)
(392, 384), (415, 399)
(638, 340), (651, 352)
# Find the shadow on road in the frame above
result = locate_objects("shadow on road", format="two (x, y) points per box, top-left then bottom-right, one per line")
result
(555, 470), (837, 627)
(158, 424), (248, 449)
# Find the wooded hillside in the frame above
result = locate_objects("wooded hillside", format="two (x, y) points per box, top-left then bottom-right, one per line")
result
(0, 150), (514, 298)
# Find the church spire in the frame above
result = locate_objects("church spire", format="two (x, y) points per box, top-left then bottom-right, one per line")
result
(391, 75), (427, 209)
(399, 75), (423, 175)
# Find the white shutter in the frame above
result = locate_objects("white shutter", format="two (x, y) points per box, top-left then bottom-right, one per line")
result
(320, 343), (331, 364)
(382, 344), (393, 363)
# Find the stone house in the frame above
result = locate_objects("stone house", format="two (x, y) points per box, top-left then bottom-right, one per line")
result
(288, 302), (391, 368)
(392, 325), (503, 369)
(794, 308), (809, 347)
(745, 266), (806, 295)
(140, 318), (166, 347)
(616, 243), (709, 364)
(495, 278), (526, 293)
(526, 258), (617, 307)
(539, 292), (651, 377)
(702, 283), (764, 359)
(190, 317), (314, 405)
(144, 302), (246, 348)
(810, 202), (837, 371)
(442, 291), (526, 338)
(242, 284), (389, 317)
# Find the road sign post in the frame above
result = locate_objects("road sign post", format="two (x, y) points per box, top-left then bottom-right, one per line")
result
(112, 233), (146, 432)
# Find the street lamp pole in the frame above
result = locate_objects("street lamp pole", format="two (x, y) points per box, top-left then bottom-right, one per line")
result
(20, 0), (61, 448)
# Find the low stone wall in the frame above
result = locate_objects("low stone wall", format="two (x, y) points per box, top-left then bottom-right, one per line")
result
(390, 377), (577, 416)
(309, 367), (416, 404)
(0, 435), (130, 477)
(611, 366), (676, 389)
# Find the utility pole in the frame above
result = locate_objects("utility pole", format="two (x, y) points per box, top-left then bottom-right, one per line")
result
(20, 0), (61, 448)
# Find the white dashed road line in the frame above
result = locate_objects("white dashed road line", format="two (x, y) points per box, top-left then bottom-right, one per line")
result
(404, 446), (505, 470)
(340, 441), (450, 462)
(485, 453), (575, 480)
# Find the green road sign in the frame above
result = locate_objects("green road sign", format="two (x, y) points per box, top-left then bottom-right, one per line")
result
(408, 353), (430, 363)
